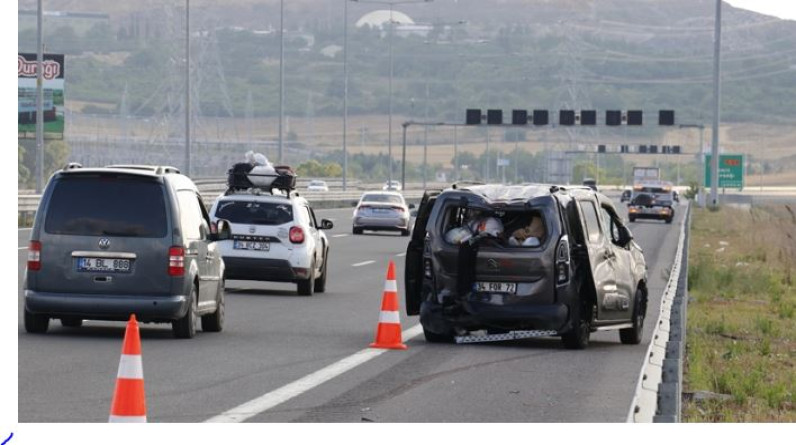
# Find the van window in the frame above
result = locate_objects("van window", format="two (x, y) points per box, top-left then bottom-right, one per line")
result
(579, 201), (603, 243)
(214, 200), (293, 225)
(177, 191), (204, 240)
(44, 176), (168, 238)
(440, 205), (547, 248)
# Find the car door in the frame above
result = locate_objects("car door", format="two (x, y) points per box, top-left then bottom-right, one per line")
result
(177, 190), (211, 305)
(405, 190), (441, 316)
(307, 206), (324, 271)
(576, 198), (621, 321)
(600, 204), (634, 320)
(198, 194), (223, 294)
(302, 205), (321, 270)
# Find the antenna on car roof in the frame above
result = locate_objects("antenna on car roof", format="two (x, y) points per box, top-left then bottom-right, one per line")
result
(62, 162), (83, 171)
(156, 166), (180, 175)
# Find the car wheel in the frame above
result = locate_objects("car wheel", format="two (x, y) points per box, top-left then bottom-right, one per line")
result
(620, 288), (646, 345)
(314, 249), (328, 293)
(401, 229), (410, 237)
(665, 217), (673, 224)
(561, 295), (592, 350)
(24, 308), (49, 334)
(201, 280), (225, 333)
(173, 286), (197, 339)
(61, 317), (83, 328)
(353, 227), (363, 235)
(629, 216), (636, 222)
(297, 261), (315, 296)
(423, 325), (455, 343)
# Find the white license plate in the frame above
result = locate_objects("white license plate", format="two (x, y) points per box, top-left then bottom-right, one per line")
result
(234, 240), (270, 251)
(77, 257), (131, 273)
(475, 282), (517, 294)
(372, 208), (391, 214)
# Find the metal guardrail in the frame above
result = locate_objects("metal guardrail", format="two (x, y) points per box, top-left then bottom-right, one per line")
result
(627, 201), (691, 422)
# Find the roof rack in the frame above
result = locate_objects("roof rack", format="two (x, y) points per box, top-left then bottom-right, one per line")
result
(105, 165), (181, 174)
(451, 181), (485, 190)
(223, 187), (300, 199)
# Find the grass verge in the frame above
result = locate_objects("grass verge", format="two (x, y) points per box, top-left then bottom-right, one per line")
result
(684, 204), (795, 421)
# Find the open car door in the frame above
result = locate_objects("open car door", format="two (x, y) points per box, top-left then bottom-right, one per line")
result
(574, 197), (619, 321)
(405, 190), (441, 316)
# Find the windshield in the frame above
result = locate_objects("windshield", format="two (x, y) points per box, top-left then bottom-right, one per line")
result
(44, 176), (168, 238)
(214, 200), (294, 225)
(362, 194), (403, 204)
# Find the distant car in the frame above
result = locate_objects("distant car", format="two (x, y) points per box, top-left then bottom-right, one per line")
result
(23, 164), (231, 338)
(621, 189), (632, 202)
(382, 180), (402, 191)
(353, 191), (412, 236)
(307, 180), (329, 192)
(627, 185), (675, 224)
(582, 178), (597, 191)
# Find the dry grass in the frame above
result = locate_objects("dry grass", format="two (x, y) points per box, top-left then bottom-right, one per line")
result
(683, 205), (796, 422)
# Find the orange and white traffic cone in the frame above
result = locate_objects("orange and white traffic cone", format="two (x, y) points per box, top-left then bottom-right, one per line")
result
(370, 260), (408, 350)
(109, 314), (147, 423)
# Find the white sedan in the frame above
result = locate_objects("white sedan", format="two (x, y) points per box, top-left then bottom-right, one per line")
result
(307, 180), (329, 192)
(382, 180), (402, 191)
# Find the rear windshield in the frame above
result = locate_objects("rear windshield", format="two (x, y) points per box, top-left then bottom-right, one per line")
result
(362, 194), (403, 204)
(214, 200), (293, 225)
(44, 176), (168, 237)
(441, 205), (547, 248)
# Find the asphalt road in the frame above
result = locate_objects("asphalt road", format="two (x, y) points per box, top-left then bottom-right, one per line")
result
(17, 198), (685, 422)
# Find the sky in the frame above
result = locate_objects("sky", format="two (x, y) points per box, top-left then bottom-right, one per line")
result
(725, 0), (796, 20)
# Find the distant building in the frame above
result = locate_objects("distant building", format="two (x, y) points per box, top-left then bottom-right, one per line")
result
(355, 10), (431, 37)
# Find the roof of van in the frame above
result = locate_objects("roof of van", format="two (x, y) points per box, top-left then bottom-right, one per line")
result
(56, 165), (198, 191)
(450, 183), (593, 202)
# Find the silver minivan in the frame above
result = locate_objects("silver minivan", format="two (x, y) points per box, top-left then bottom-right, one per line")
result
(23, 164), (230, 338)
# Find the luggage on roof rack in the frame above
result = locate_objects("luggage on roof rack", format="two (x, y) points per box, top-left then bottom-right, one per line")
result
(226, 163), (297, 194)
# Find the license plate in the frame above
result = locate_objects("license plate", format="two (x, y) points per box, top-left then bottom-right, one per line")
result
(372, 208), (391, 214)
(475, 282), (517, 294)
(77, 257), (131, 273)
(234, 240), (270, 251)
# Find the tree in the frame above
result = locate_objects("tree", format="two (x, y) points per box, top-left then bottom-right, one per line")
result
(44, 140), (71, 179)
(18, 145), (30, 187)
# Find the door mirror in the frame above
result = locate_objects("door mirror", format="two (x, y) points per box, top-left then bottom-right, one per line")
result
(209, 220), (232, 242)
(321, 219), (334, 230)
(409, 203), (416, 209)
(351, 200), (359, 207)
(617, 225), (633, 246)
(410, 209), (418, 217)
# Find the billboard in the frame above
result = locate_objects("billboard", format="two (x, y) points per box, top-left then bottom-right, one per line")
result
(705, 154), (744, 189)
(18, 52), (65, 137)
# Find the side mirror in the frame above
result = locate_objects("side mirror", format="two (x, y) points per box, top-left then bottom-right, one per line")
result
(409, 203), (416, 209)
(618, 225), (633, 246)
(410, 209), (418, 217)
(351, 200), (359, 207)
(209, 220), (232, 242)
(321, 219), (334, 230)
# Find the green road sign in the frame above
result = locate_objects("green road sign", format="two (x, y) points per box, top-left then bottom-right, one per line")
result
(705, 154), (744, 188)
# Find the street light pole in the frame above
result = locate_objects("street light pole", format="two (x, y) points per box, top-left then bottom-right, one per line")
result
(342, 0), (349, 190)
(185, 0), (191, 176)
(35, 0), (44, 192)
(680, 123), (705, 208)
(709, 0), (722, 207)
(278, 0), (285, 163)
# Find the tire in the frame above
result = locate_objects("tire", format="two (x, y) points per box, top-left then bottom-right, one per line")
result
(297, 261), (315, 296)
(665, 217), (673, 224)
(173, 286), (197, 339)
(562, 295), (592, 350)
(24, 308), (49, 334)
(61, 317), (83, 328)
(620, 288), (646, 345)
(353, 227), (363, 235)
(401, 229), (410, 237)
(201, 280), (225, 333)
(314, 249), (328, 293)
(423, 325), (455, 343)
(629, 216), (636, 222)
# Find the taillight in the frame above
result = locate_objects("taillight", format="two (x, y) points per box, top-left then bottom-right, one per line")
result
(289, 226), (305, 244)
(27, 240), (41, 271)
(168, 246), (185, 276)
(391, 206), (405, 212)
(556, 235), (570, 285)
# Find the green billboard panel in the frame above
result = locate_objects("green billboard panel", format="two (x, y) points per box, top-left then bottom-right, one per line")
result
(705, 154), (744, 188)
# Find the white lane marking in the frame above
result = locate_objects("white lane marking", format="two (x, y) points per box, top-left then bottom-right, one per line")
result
(352, 260), (375, 267)
(332, 234), (349, 238)
(18, 247), (27, 250)
(205, 324), (424, 423)
(396, 252), (406, 257)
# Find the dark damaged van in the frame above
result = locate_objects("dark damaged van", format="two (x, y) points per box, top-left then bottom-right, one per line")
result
(405, 184), (648, 349)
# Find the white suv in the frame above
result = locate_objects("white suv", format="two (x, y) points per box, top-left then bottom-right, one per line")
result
(209, 192), (333, 296)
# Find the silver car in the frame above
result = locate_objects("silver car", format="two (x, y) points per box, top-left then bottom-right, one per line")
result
(352, 191), (412, 236)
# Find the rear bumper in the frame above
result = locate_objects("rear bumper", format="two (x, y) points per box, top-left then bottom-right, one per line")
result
(353, 215), (409, 231)
(24, 290), (188, 322)
(629, 211), (672, 220)
(420, 300), (570, 334)
(222, 256), (304, 282)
